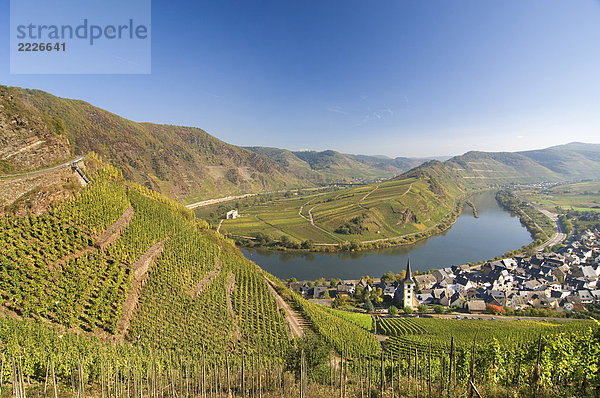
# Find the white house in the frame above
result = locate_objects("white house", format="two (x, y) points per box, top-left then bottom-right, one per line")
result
(226, 209), (239, 219)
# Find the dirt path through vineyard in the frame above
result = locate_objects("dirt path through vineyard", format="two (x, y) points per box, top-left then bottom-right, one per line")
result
(95, 206), (134, 249)
(115, 238), (167, 337)
(226, 273), (242, 341)
(191, 259), (222, 298)
(264, 277), (307, 339)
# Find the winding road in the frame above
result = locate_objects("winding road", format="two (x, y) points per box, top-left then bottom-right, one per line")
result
(514, 192), (567, 251)
(0, 156), (85, 181)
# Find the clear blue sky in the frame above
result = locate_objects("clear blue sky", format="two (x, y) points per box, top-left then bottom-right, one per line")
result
(1, 0), (599, 157)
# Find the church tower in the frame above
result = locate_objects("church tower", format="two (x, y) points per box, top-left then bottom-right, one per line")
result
(400, 259), (416, 310)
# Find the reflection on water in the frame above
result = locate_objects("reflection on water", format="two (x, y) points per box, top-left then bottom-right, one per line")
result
(242, 191), (532, 280)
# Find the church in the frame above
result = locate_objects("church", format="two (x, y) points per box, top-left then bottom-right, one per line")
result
(394, 259), (419, 310)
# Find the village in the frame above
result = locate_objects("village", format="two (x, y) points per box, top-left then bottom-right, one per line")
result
(287, 229), (600, 316)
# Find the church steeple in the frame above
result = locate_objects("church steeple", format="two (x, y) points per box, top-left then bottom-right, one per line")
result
(395, 258), (416, 310)
(404, 258), (414, 284)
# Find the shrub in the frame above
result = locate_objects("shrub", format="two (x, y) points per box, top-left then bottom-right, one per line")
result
(486, 304), (505, 315)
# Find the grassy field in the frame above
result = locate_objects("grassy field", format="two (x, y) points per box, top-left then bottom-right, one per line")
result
(209, 176), (463, 245)
(524, 181), (600, 212)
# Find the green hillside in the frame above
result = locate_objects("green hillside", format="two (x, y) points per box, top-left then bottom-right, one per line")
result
(519, 142), (600, 180)
(445, 151), (561, 187)
(0, 154), (395, 397)
(446, 143), (600, 188)
(215, 160), (464, 248)
(208, 143), (600, 251)
(0, 157), (598, 398)
(1, 85), (600, 395)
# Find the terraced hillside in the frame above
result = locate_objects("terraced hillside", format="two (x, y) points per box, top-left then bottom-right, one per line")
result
(0, 157), (293, 360)
(0, 156), (398, 397)
(215, 160), (464, 247)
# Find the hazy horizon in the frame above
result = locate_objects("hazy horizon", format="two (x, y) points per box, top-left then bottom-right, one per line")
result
(2, 1), (600, 157)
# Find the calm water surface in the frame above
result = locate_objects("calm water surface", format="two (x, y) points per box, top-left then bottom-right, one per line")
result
(241, 191), (532, 280)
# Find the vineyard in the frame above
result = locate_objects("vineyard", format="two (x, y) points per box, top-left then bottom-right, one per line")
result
(0, 165), (131, 331)
(262, 276), (381, 359)
(372, 317), (600, 396)
(0, 157), (291, 359)
(2, 156), (600, 396)
(378, 317), (594, 354)
(1, 314), (598, 397)
(376, 318), (427, 338)
(326, 309), (374, 331)
(0, 316), (292, 398)
(287, 292), (380, 358)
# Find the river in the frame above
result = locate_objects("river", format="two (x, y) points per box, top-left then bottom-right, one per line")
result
(241, 191), (532, 280)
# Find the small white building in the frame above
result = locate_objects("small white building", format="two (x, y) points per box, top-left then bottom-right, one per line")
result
(226, 209), (239, 219)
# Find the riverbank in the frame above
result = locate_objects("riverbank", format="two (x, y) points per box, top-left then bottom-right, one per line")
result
(494, 190), (565, 255)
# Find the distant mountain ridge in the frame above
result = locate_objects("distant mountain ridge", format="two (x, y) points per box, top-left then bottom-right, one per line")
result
(442, 143), (600, 187)
(517, 142), (600, 180)
(244, 147), (436, 182)
(1, 84), (599, 205)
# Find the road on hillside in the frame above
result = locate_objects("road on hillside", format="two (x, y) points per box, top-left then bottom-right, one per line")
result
(185, 186), (329, 210)
(186, 193), (257, 209)
(527, 201), (567, 251)
(0, 156), (85, 181)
